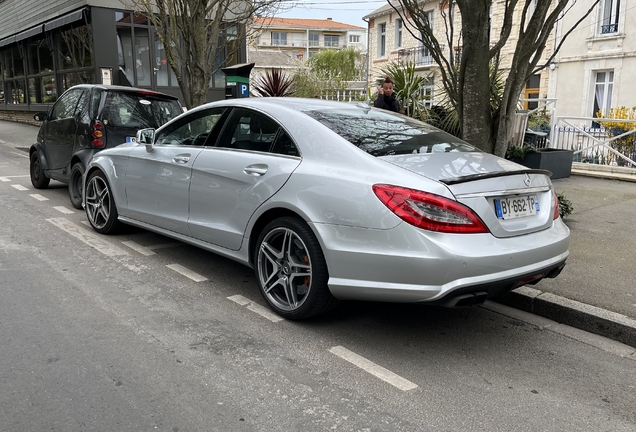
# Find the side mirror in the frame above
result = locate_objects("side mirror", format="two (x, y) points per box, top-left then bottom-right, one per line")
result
(136, 128), (155, 152)
(33, 112), (48, 122)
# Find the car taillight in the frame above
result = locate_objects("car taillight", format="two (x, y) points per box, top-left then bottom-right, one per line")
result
(372, 184), (489, 234)
(92, 120), (105, 148)
(553, 190), (560, 220)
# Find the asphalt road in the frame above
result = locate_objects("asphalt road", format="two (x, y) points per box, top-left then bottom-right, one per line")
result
(1, 121), (635, 431)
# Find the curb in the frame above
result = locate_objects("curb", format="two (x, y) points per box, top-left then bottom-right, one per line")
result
(496, 286), (636, 349)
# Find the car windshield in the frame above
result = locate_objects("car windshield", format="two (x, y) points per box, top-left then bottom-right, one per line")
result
(102, 92), (181, 129)
(303, 107), (479, 157)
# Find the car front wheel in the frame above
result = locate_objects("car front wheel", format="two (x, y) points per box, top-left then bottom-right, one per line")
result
(69, 162), (85, 209)
(85, 170), (120, 234)
(30, 151), (50, 189)
(255, 217), (338, 320)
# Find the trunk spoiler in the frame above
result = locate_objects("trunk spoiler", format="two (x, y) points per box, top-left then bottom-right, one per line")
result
(440, 169), (553, 185)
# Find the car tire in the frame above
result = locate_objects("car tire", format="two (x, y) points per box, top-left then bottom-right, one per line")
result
(69, 162), (85, 209)
(30, 151), (50, 189)
(254, 216), (338, 320)
(85, 170), (120, 234)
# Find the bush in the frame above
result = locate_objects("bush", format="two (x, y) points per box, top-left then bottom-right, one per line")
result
(558, 193), (573, 219)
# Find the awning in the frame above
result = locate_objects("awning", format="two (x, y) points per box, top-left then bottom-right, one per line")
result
(44, 8), (86, 32)
(0, 35), (16, 48)
(15, 25), (43, 42)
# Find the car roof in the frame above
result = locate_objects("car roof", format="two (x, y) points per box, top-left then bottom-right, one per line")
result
(185, 97), (378, 119)
(66, 84), (179, 101)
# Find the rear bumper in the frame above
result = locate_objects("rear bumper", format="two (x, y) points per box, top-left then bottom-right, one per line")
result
(311, 219), (570, 304)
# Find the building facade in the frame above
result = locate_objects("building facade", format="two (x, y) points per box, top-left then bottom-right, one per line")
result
(0, 0), (245, 118)
(363, 1), (555, 110)
(249, 17), (367, 63)
(548, 0), (636, 118)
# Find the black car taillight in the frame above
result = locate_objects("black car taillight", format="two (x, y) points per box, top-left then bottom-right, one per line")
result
(92, 120), (105, 148)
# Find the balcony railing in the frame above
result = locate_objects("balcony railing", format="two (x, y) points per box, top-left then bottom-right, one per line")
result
(397, 47), (436, 67)
(258, 38), (344, 49)
(601, 23), (618, 34)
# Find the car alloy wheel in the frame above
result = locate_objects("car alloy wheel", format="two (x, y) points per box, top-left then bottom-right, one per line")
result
(255, 217), (337, 319)
(85, 171), (119, 234)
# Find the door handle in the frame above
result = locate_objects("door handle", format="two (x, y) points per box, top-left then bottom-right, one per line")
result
(173, 155), (190, 163)
(244, 164), (268, 176)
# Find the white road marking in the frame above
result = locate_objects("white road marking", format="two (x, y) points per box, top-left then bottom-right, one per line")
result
(81, 221), (91, 227)
(247, 302), (285, 323)
(47, 218), (129, 257)
(0, 139), (5, 143)
(53, 206), (75, 214)
(30, 194), (48, 201)
(227, 295), (284, 322)
(11, 184), (28, 191)
(228, 295), (252, 306)
(329, 346), (419, 391)
(11, 152), (29, 159)
(0, 177), (11, 182)
(166, 264), (207, 282)
(121, 240), (156, 256)
(1, 175), (30, 178)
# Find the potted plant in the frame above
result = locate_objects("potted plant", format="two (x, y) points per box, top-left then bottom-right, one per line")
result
(506, 142), (573, 179)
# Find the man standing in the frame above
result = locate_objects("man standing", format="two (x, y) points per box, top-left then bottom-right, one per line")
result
(374, 77), (401, 113)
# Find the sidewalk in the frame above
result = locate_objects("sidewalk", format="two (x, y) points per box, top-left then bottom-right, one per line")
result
(497, 171), (636, 348)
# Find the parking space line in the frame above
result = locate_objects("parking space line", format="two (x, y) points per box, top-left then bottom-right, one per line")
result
(11, 184), (28, 191)
(53, 206), (75, 214)
(122, 241), (156, 256)
(30, 194), (49, 201)
(166, 264), (207, 282)
(0, 177), (11, 182)
(228, 295), (284, 322)
(11, 152), (29, 159)
(47, 218), (129, 257)
(329, 346), (418, 391)
(0, 175), (29, 178)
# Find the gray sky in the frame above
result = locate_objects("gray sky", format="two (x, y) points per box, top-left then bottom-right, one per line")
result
(275, 0), (386, 28)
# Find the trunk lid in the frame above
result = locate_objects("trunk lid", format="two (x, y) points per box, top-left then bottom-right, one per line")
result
(381, 152), (556, 238)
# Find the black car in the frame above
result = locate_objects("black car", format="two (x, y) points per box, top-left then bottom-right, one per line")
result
(29, 84), (183, 208)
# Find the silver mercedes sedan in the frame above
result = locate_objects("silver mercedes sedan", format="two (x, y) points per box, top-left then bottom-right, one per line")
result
(83, 98), (570, 319)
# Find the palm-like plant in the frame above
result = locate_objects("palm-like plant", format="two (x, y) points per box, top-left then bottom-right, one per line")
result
(423, 63), (506, 138)
(251, 69), (295, 97)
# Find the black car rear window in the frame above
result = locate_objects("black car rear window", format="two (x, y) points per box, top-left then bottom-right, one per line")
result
(304, 107), (479, 157)
(102, 92), (181, 129)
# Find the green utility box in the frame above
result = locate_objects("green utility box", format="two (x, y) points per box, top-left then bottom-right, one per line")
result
(222, 63), (255, 99)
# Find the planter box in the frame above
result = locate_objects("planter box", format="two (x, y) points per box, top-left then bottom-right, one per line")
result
(513, 148), (574, 179)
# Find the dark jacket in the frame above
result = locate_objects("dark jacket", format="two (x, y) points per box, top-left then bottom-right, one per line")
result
(374, 93), (401, 113)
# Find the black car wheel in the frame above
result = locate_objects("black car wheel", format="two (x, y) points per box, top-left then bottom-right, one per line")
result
(30, 151), (50, 189)
(85, 170), (120, 234)
(69, 162), (85, 209)
(255, 217), (338, 320)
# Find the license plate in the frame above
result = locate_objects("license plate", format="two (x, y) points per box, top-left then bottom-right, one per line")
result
(495, 195), (539, 219)
(126, 136), (136, 143)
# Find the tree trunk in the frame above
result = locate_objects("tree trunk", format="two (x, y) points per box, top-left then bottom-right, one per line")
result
(456, 0), (494, 153)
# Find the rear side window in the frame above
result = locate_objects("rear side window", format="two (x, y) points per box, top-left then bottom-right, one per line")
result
(101, 92), (181, 128)
(50, 89), (84, 120)
(304, 108), (478, 157)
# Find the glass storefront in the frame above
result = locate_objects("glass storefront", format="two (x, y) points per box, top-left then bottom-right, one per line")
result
(0, 6), (243, 110)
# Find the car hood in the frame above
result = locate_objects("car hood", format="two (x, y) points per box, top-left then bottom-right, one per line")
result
(379, 151), (526, 183)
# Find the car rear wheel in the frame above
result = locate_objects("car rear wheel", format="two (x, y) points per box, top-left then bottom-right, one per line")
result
(69, 162), (85, 209)
(85, 170), (120, 234)
(255, 217), (338, 320)
(30, 151), (50, 189)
